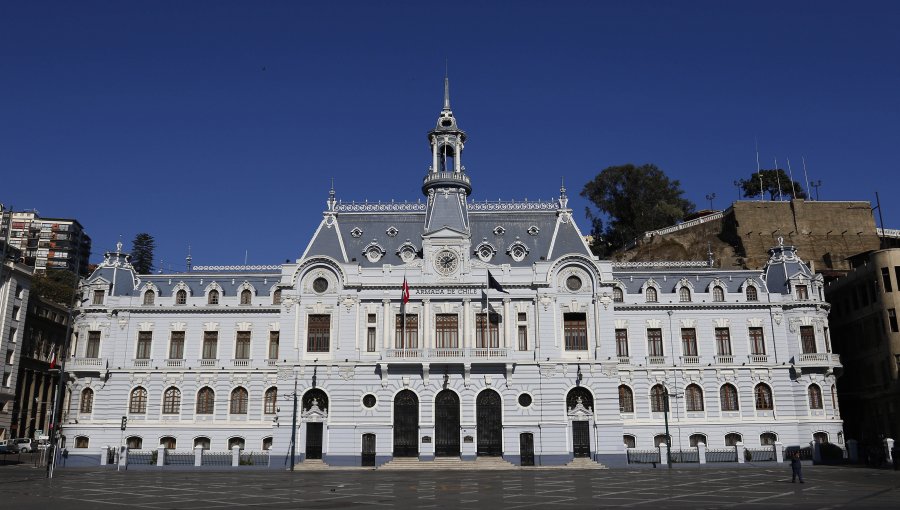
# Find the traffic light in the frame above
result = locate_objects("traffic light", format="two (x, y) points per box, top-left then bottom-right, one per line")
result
(120, 416), (127, 431)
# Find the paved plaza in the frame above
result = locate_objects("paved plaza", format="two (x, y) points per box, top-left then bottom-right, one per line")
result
(1, 464), (899, 509)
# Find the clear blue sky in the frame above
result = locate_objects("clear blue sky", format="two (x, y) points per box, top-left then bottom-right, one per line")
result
(2, 1), (898, 269)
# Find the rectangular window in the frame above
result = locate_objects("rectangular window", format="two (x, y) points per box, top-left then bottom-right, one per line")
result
(475, 312), (500, 348)
(800, 326), (816, 354)
(615, 329), (629, 357)
(136, 331), (152, 359)
(749, 327), (765, 355)
(92, 290), (104, 305)
(9, 327), (17, 343)
(647, 328), (664, 357)
(882, 267), (893, 293)
(367, 327), (377, 352)
(169, 332), (185, 359)
(202, 331), (218, 359)
(86, 331), (100, 358)
(517, 326), (528, 351)
(681, 328), (698, 357)
(307, 314), (331, 352)
(563, 312), (588, 351)
(268, 331), (280, 359)
(715, 328), (732, 356)
(395, 314), (419, 349)
(435, 314), (459, 348)
(889, 309), (899, 333)
(235, 331), (251, 359)
(895, 267), (900, 294)
(796, 285), (809, 300)
(824, 327), (832, 353)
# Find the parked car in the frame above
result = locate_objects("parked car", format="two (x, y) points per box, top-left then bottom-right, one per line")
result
(0, 440), (19, 454)
(13, 438), (34, 453)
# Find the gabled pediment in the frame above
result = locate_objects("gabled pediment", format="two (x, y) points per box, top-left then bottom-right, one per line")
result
(422, 226), (469, 239)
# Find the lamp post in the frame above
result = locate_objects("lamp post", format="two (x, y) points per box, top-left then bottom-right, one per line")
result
(810, 180), (822, 201)
(733, 180), (742, 200)
(705, 193), (716, 210)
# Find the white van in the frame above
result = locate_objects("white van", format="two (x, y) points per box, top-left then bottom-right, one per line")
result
(13, 438), (34, 453)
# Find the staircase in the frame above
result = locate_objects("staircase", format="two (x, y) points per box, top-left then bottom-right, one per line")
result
(378, 456), (516, 470)
(564, 457), (609, 469)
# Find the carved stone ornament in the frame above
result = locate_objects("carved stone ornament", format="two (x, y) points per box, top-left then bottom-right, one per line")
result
(386, 226), (399, 237)
(301, 398), (328, 422)
(350, 228), (363, 238)
(567, 396), (593, 421)
(339, 366), (354, 381)
(527, 225), (540, 236)
(493, 225), (505, 236)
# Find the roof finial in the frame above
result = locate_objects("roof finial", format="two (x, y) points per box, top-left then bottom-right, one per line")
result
(327, 178), (337, 211)
(443, 62), (451, 110)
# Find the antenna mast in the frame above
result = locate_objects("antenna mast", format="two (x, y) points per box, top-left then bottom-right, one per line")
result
(802, 156), (812, 200)
(755, 138), (763, 201)
(774, 157), (783, 201)
(786, 158), (798, 199)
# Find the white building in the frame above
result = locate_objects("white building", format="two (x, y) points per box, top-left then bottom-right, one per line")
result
(63, 81), (843, 467)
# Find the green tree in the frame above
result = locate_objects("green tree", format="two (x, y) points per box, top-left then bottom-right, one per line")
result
(739, 169), (806, 200)
(31, 269), (79, 306)
(130, 233), (156, 274)
(580, 164), (695, 255)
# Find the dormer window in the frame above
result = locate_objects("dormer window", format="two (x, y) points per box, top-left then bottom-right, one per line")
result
(507, 241), (529, 262)
(175, 289), (187, 305)
(92, 290), (105, 305)
(363, 241), (385, 263)
(712, 286), (725, 302)
(613, 287), (624, 303)
(272, 288), (282, 305)
(208, 289), (219, 305)
(143, 290), (155, 305)
(746, 286), (758, 302)
(679, 287), (691, 302)
(645, 287), (658, 303)
(240, 289), (252, 305)
(796, 285), (809, 300)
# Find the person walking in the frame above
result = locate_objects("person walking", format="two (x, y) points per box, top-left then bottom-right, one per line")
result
(791, 451), (804, 483)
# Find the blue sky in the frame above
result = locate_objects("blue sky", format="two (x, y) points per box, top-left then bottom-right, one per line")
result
(2, 1), (898, 269)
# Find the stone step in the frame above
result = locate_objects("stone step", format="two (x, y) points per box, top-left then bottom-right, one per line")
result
(564, 457), (609, 469)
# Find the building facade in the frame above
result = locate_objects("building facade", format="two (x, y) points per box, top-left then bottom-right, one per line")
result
(0, 248), (32, 440)
(825, 248), (900, 444)
(0, 209), (92, 276)
(62, 84), (844, 467)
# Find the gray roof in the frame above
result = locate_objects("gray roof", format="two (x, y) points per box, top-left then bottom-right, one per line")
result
(762, 244), (813, 295)
(611, 269), (765, 295)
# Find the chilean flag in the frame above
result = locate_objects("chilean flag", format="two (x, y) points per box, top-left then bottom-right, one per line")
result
(401, 277), (410, 310)
(48, 351), (57, 369)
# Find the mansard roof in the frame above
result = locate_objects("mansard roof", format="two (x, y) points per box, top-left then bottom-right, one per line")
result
(611, 267), (765, 295)
(763, 242), (816, 295)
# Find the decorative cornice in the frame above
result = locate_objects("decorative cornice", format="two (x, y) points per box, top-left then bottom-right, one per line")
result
(191, 265), (281, 272)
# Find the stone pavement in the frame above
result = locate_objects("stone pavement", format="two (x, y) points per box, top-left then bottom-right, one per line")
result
(1, 463), (898, 509)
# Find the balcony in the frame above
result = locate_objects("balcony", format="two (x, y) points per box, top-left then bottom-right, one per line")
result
(232, 359), (250, 368)
(748, 354), (769, 364)
(797, 353), (841, 367)
(646, 356), (667, 366)
(166, 359), (184, 368)
(133, 359), (151, 368)
(680, 356), (701, 365)
(199, 359), (218, 367)
(617, 356), (631, 365)
(714, 355), (734, 365)
(69, 357), (103, 375)
(385, 348), (509, 360)
(266, 359), (278, 367)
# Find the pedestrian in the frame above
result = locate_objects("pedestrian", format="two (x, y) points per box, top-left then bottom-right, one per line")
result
(791, 451), (804, 483)
(62, 448), (69, 467)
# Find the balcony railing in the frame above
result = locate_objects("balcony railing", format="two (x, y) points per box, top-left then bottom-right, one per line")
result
(798, 353), (838, 365)
(387, 349), (423, 359)
(714, 355), (734, 365)
(680, 356), (701, 365)
(266, 359), (277, 367)
(748, 354), (769, 364)
(386, 348), (508, 360)
(71, 357), (103, 368)
(199, 359), (218, 367)
(617, 356), (631, 365)
(166, 359), (184, 368)
(133, 359), (150, 368)
(646, 356), (667, 365)
(232, 359), (249, 367)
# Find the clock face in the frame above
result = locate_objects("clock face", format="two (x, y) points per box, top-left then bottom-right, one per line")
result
(434, 249), (459, 275)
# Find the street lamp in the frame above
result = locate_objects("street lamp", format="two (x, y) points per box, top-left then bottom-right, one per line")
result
(733, 180), (742, 200)
(662, 387), (683, 468)
(705, 193), (716, 210)
(810, 180), (822, 201)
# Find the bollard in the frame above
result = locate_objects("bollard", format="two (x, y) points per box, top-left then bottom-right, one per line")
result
(194, 445), (203, 467)
(774, 441), (784, 463)
(659, 443), (668, 466)
(156, 445), (165, 467)
(697, 442), (707, 464)
(736, 442), (745, 464)
(118, 446), (128, 468)
(231, 445), (240, 467)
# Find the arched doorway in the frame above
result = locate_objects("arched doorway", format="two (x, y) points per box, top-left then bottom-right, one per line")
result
(393, 390), (419, 457)
(566, 387), (593, 458)
(302, 389), (328, 460)
(476, 389), (502, 456)
(435, 390), (460, 457)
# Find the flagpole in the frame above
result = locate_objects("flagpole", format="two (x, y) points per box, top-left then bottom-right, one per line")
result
(401, 274), (406, 351)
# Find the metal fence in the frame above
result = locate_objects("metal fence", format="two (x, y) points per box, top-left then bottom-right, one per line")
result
(626, 449), (661, 464)
(705, 448), (738, 462)
(670, 449), (699, 463)
(784, 446), (813, 460)
(239, 451), (268, 466)
(745, 448), (776, 462)
(203, 451), (233, 466)
(164, 451), (195, 466)
(128, 450), (155, 465)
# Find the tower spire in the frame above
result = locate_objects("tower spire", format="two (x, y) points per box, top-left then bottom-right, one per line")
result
(443, 65), (451, 110)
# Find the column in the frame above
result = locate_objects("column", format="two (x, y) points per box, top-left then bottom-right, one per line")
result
(156, 445), (166, 466)
(659, 443), (668, 466)
(503, 298), (512, 349)
(431, 137), (438, 172)
(422, 299), (431, 350)
(231, 445), (241, 467)
(194, 445), (203, 466)
(100, 446), (108, 465)
(382, 299), (391, 351)
(697, 442), (707, 464)
(454, 141), (461, 172)
(463, 299), (471, 349)
(736, 442), (745, 464)
(775, 441), (784, 463)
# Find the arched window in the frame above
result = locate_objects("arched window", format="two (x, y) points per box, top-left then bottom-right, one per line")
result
(80, 388), (94, 413)
(808, 384), (823, 409)
(679, 287), (691, 302)
(760, 432), (777, 446)
(754, 383), (773, 410)
(75, 436), (89, 448)
(689, 434), (707, 447)
(685, 384), (704, 412)
(228, 437), (245, 450)
(143, 290), (155, 305)
(745, 286), (758, 301)
(196, 387), (215, 415)
(650, 384), (667, 412)
(712, 286), (725, 302)
(831, 385), (838, 410)
(126, 436), (143, 449)
(725, 433), (742, 446)
(618, 385), (634, 413)
(162, 387), (181, 414)
(194, 437), (210, 450)
(160, 436), (176, 449)
(129, 387), (147, 414)
(272, 288), (282, 305)
(645, 287), (658, 303)
(654, 434), (669, 447)
(262, 437), (273, 451)
(720, 384), (739, 411)
(813, 432), (829, 444)
(623, 435), (636, 448)
(264, 387), (278, 414)
(230, 387), (248, 414)
(613, 287), (624, 303)
(240, 289), (252, 305)
(208, 289), (219, 305)
(566, 387), (594, 411)
(303, 388), (329, 413)
(175, 289), (187, 305)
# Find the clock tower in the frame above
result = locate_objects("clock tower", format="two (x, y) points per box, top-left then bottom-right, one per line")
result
(421, 74), (472, 279)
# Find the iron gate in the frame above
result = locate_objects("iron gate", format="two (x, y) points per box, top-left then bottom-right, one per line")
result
(520, 433), (535, 466)
(435, 390), (460, 456)
(476, 389), (502, 456)
(572, 421), (590, 458)
(393, 390), (419, 457)
(306, 423), (323, 459)
(361, 433), (376, 466)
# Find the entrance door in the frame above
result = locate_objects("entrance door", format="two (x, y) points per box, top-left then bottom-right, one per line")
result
(393, 390), (419, 457)
(476, 389), (502, 456)
(572, 421), (590, 458)
(361, 433), (376, 467)
(520, 433), (535, 466)
(435, 390), (460, 457)
(306, 423), (323, 460)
